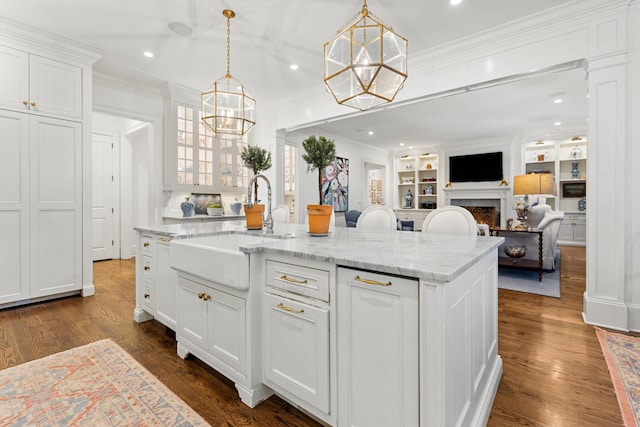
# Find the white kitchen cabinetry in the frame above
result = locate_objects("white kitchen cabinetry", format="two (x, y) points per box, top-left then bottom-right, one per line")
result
(337, 268), (419, 427)
(558, 212), (586, 246)
(0, 45), (82, 120)
(133, 232), (178, 329)
(0, 110), (29, 304)
(177, 276), (247, 375)
(172, 256), (269, 409)
(262, 258), (333, 420)
(0, 28), (98, 308)
(161, 83), (249, 192)
(0, 110), (82, 305)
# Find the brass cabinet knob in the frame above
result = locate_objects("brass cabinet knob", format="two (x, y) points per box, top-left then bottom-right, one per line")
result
(144, 266), (150, 271)
(23, 100), (29, 106)
(198, 292), (204, 299)
(143, 242), (150, 247)
(30, 102), (36, 107)
(144, 293), (149, 299)
(202, 294), (210, 301)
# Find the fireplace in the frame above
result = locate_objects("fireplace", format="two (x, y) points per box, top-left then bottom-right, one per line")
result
(443, 185), (510, 228)
(461, 206), (497, 227)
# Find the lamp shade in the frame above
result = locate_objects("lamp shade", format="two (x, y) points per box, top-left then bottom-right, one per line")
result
(513, 173), (556, 196)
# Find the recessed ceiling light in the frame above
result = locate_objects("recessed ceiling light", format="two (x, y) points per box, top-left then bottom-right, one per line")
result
(399, 142), (405, 146)
(290, 64), (299, 70)
(143, 51), (154, 58)
(168, 21), (193, 36)
(554, 98), (563, 104)
(368, 131), (374, 135)
(409, 146), (414, 149)
(554, 121), (562, 126)
(450, 0), (462, 5)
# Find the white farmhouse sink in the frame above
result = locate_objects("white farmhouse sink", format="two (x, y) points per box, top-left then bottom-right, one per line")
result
(170, 234), (278, 291)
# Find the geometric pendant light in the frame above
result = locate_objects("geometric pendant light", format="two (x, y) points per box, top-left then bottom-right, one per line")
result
(324, 0), (408, 111)
(201, 9), (256, 137)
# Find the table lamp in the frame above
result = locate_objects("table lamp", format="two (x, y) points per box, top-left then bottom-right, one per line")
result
(512, 173), (556, 229)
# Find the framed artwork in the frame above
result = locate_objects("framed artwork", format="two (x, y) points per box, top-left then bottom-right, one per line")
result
(191, 193), (222, 214)
(321, 157), (349, 212)
(562, 182), (586, 198)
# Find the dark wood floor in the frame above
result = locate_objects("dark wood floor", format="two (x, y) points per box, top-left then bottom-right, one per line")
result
(0, 246), (623, 426)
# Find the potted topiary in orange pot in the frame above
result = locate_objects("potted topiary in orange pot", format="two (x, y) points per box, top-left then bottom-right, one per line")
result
(241, 145), (272, 229)
(302, 135), (336, 235)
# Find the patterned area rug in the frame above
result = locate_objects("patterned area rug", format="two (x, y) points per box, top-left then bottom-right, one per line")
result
(0, 339), (209, 426)
(596, 328), (640, 427)
(498, 265), (560, 298)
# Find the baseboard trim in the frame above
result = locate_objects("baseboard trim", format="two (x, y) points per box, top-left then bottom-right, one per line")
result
(583, 291), (629, 331)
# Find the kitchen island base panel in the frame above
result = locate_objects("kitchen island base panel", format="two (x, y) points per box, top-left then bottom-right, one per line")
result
(133, 306), (154, 323)
(235, 383), (275, 409)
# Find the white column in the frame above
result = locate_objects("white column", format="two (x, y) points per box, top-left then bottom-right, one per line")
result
(583, 52), (629, 330)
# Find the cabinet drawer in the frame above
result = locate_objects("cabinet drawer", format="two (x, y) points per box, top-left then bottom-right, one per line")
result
(266, 260), (329, 302)
(142, 255), (153, 280)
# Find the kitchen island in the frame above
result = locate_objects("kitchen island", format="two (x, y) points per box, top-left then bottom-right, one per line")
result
(134, 221), (503, 427)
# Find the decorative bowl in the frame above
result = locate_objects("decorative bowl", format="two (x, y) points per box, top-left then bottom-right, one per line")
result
(206, 207), (224, 216)
(504, 245), (527, 258)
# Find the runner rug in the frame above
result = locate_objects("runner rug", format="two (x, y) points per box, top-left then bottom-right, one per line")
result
(0, 339), (209, 426)
(596, 327), (640, 427)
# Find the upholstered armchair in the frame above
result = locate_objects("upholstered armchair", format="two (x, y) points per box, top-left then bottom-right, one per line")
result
(500, 205), (565, 271)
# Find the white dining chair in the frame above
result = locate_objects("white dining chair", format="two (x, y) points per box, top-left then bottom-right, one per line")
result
(356, 206), (397, 231)
(421, 205), (478, 235)
(271, 204), (291, 224)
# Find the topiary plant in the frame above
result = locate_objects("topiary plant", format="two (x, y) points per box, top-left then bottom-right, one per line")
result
(241, 145), (272, 202)
(301, 135), (336, 205)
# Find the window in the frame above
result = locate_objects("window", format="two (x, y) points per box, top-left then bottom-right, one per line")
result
(174, 103), (248, 190)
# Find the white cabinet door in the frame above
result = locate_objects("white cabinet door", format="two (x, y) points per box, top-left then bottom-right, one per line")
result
(155, 239), (177, 329)
(0, 45), (29, 112)
(177, 276), (209, 350)
(0, 110), (30, 304)
(30, 116), (82, 297)
(263, 292), (330, 414)
(208, 288), (246, 375)
(337, 268), (419, 427)
(29, 54), (82, 119)
(0, 46), (82, 119)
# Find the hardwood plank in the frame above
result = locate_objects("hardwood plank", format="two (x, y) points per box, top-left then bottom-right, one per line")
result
(0, 247), (623, 426)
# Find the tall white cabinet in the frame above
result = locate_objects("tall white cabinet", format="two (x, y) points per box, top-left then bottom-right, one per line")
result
(0, 23), (100, 306)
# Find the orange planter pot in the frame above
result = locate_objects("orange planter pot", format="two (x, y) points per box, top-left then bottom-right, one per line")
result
(244, 204), (265, 230)
(307, 204), (333, 235)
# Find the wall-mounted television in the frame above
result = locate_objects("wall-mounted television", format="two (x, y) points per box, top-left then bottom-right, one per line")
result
(449, 152), (503, 183)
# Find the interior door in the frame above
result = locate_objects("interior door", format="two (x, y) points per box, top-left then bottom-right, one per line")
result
(92, 132), (114, 260)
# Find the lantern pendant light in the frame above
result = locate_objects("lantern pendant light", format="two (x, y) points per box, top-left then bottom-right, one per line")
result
(201, 9), (255, 137)
(324, 0), (408, 111)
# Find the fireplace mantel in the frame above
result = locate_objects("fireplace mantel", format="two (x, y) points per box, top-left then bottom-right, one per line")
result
(443, 185), (511, 227)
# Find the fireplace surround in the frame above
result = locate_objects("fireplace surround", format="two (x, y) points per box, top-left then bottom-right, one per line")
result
(443, 186), (510, 228)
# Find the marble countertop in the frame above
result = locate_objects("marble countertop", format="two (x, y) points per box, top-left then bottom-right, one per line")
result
(162, 214), (245, 221)
(135, 222), (503, 283)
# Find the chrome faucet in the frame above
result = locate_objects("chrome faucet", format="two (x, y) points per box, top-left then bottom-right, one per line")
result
(246, 174), (273, 233)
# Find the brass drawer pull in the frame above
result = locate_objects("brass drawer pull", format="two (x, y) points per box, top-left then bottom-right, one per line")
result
(143, 242), (150, 247)
(198, 292), (204, 299)
(354, 275), (392, 287)
(280, 275), (308, 285)
(202, 294), (210, 301)
(277, 303), (304, 314)
(30, 101), (36, 107)
(23, 100), (28, 106)
(144, 293), (149, 299)
(144, 266), (150, 271)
